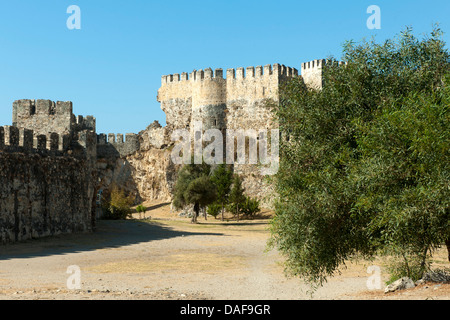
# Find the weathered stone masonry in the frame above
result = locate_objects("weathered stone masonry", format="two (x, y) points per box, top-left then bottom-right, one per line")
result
(1, 100), (98, 244)
(98, 60), (328, 208)
(154, 60), (327, 206)
(0, 59), (327, 244)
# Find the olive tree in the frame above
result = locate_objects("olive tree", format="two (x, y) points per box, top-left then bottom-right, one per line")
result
(172, 162), (217, 223)
(268, 26), (450, 288)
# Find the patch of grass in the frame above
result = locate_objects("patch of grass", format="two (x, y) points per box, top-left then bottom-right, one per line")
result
(87, 253), (247, 274)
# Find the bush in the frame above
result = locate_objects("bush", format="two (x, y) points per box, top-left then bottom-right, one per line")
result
(101, 186), (134, 220)
(240, 196), (261, 217)
(136, 204), (147, 219)
(207, 203), (222, 219)
(386, 253), (431, 283)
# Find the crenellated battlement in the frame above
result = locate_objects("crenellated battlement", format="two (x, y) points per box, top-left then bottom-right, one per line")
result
(97, 133), (140, 158)
(0, 125), (71, 154)
(1, 100), (97, 244)
(74, 114), (96, 132)
(300, 59), (327, 89)
(300, 59), (347, 72)
(97, 133), (138, 145)
(158, 63), (301, 131)
(161, 63), (298, 86)
(5, 99), (99, 163)
(227, 63), (298, 80)
(301, 59), (347, 89)
(161, 68), (225, 85)
(301, 59), (327, 71)
(12, 98), (96, 139)
(13, 99), (73, 118)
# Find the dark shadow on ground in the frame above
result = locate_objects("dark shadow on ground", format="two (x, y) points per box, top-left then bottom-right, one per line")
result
(135, 202), (171, 212)
(196, 222), (269, 227)
(0, 219), (226, 261)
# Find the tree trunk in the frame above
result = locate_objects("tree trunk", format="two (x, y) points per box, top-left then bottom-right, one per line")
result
(419, 246), (429, 279)
(446, 239), (450, 263)
(402, 253), (411, 278)
(221, 204), (224, 222)
(192, 203), (199, 223)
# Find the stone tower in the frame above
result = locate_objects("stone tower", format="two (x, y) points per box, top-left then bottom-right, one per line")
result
(301, 59), (326, 90)
(157, 63), (303, 134)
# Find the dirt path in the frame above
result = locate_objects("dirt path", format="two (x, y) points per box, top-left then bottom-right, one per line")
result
(0, 203), (448, 300)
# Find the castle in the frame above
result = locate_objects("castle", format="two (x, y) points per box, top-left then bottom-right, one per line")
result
(158, 60), (325, 133)
(0, 59), (326, 243)
(1, 100), (98, 243)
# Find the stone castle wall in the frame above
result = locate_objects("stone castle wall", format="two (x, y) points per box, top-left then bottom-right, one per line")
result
(157, 63), (300, 130)
(12, 99), (96, 137)
(0, 58), (329, 244)
(155, 62), (314, 207)
(97, 133), (140, 158)
(0, 123), (96, 243)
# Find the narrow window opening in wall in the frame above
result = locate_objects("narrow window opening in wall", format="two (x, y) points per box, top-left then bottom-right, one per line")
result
(262, 87), (265, 96)
(214, 119), (217, 126)
(30, 105), (36, 115)
(49, 105), (56, 115)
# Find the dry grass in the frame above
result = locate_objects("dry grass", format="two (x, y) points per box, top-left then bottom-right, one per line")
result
(87, 252), (247, 275)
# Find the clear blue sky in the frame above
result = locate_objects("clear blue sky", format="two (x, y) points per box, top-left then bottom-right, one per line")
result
(0, 0), (448, 134)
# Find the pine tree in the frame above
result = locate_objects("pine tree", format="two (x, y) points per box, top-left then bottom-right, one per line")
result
(210, 164), (234, 221)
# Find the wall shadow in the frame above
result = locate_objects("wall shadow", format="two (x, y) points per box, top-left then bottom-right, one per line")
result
(199, 222), (268, 227)
(0, 219), (226, 260)
(136, 202), (171, 212)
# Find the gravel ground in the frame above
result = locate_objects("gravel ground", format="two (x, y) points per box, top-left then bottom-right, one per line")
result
(0, 204), (448, 301)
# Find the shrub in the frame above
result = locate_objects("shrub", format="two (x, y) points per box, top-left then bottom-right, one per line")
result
(207, 203), (222, 219)
(241, 196), (261, 217)
(101, 185), (134, 220)
(136, 204), (147, 219)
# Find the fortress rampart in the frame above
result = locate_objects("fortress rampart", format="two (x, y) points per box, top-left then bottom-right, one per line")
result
(0, 99), (98, 244)
(156, 61), (323, 133)
(0, 151), (94, 243)
(157, 63), (296, 131)
(0, 126), (72, 153)
(0, 58), (332, 244)
(155, 60), (327, 207)
(97, 132), (140, 158)
(13, 99), (96, 137)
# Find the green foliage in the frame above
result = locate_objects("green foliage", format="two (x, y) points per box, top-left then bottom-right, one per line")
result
(386, 253), (432, 284)
(136, 204), (147, 219)
(185, 176), (217, 208)
(207, 203), (222, 218)
(136, 205), (146, 213)
(172, 161), (217, 223)
(101, 185), (134, 220)
(172, 161), (211, 209)
(354, 85), (450, 278)
(228, 175), (246, 221)
(268, 26), (450, 288)
(210, 164), (234, 220)
(240, 196), (261, 217)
